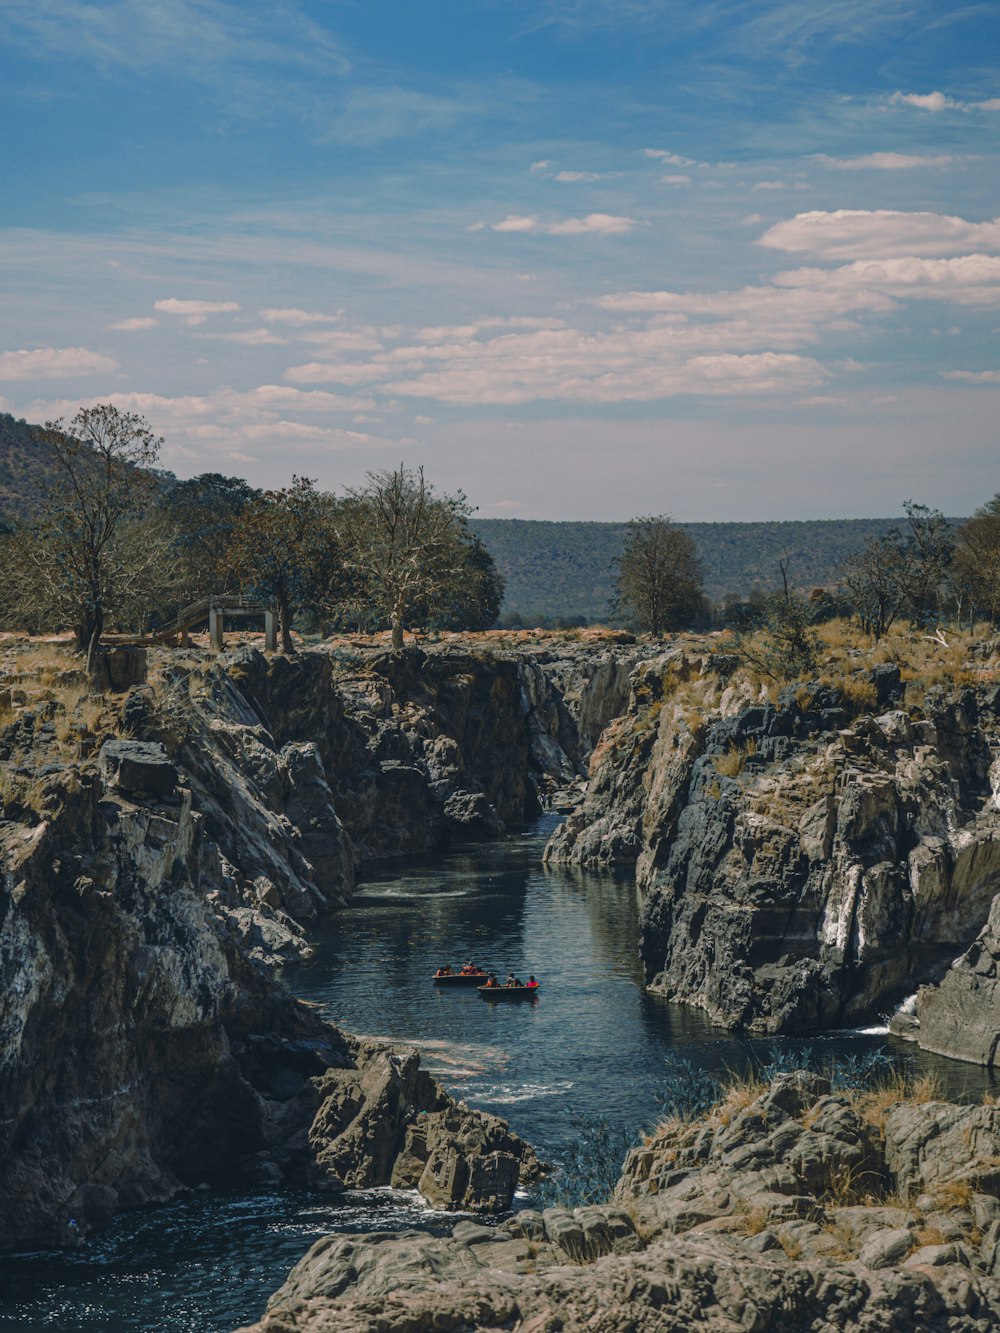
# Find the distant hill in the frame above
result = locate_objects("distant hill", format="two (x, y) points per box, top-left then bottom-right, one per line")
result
(470, 517), (958, 622)
(0, 414), (60, 524)
(0, 412), (961, 620)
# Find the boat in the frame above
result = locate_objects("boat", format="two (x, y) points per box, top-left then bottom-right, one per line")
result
(432, 971), (490, 986)
(478, 984), (540, 1000)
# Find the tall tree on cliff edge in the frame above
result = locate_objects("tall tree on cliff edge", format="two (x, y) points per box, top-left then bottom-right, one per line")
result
(612, 514), (704, 635)
(340, 464), (489, 649)
(953, 493), (1000, 627)
(0, 405), (173, 674)
(223, 476), (341, 653)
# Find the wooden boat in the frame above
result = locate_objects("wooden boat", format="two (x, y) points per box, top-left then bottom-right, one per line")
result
(478, 984), (540, 1000)
(432, 971), (490, 986)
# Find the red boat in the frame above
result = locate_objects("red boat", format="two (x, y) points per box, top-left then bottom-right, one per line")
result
(478, 984), (540, 1001)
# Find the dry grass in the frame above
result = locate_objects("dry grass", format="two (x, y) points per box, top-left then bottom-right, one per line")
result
(854, 1072), (943, 1132)
(778, 1233), (803, 1260)
(715, 738), (757, 778)
(915, 1225), (948, 1247)
(734, 1203), (769, 1236)
(929, 1178), (974, 1212)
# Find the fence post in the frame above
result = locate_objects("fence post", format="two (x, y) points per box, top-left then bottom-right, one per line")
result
(264, 609), (277, 652)
(209, 604), (225, 651)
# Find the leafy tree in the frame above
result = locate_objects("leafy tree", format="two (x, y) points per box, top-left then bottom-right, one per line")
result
(422, 534), (505, 631)
(223, 476), (341, 653)
(162, 472), (261, 602)
(612, 515), (704, 635)
(841, 500), (954, 640)
(953, 494), (1000, 627)
(339, 464), (485, 650)
(0, 405), (169, 673)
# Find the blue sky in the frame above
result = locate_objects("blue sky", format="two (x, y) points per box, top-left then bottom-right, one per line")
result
(1, 0), (998, 519)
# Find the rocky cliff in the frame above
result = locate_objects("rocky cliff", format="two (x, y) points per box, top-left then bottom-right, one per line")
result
(239, 1072), (1000, 1333)
(546, 640), (1000, 1044)
(0, 634), (640, 1248)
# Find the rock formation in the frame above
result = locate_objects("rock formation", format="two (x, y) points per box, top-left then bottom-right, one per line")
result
(546, 646), (1000, 1042)
(0, 635), (641, 1248)
(239, 1073), (1000, 1332)
(0, 754), (538, 1250)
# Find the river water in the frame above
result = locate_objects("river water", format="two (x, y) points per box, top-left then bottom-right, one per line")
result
(3, 814), (996, 1332)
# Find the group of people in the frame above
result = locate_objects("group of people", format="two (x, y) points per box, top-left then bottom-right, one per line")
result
(482, 972), (538, 990)
(434, 962), (538, 989)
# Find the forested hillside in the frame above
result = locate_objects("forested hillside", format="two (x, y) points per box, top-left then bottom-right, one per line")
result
(470, 517), (933, 621)
(0, 413), (961, 622)
(0, 414), (60, 523)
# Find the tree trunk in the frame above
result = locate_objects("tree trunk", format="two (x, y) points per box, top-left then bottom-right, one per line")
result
(391, 611), (404, 651)
(84, 602), (104, 679)
(278, 591), (295, 654)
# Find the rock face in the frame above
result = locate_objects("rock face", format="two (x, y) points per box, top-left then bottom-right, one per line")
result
(239, 1074), (1000, 1333)
(3, 640), (620, 1250)
(546, 649), (1000, 1038)
(0, 765), (538, 1249)
(0, 637), (644, 1249)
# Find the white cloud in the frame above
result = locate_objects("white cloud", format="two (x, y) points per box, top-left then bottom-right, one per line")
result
(154, 297), (241, 326)
(0, 346), (119, 381)
(489, 213), (636, 235)
(644, 149), (694, 166)
(110, 316), (159, 331)
(742, 213), (764, 225)
(773, 255), (1000, 305)
(547, 213), (636, 235)
(752, 180), (789, 192)
(198, 327), (287, 345)
(889, 90), (1000, 113)
(817, 152), (956, 170)
(890, 90), (955, 111)
(553, 171), (602, 182)
(661, 174), (692, 186)
(492, 215), (540, 233)
(758, 209), (1000, 259)
(413, 414), (435, 425)
(941, 369), (1000, 382)
(530, 160), (551, 172)
(259, 307), (340, 325)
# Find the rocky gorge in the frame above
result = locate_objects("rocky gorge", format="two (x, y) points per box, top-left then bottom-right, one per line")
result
(6, 626), (1000, 1331)
(546, 634), (1000, 1062)
(0, 632), (646, 1250)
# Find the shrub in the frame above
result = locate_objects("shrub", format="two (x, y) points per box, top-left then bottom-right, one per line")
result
(537, 1115), (637, 1208)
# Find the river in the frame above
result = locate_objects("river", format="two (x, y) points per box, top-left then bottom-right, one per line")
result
(3, 815), (996, 1332)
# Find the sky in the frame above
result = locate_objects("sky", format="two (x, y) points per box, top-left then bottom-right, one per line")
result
(1, 0), (998, 521)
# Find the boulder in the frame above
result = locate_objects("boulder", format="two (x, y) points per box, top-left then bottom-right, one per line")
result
(98, 739), (177, 796)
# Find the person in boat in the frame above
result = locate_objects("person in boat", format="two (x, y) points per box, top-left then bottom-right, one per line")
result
(505, 972), (517, 987)
(526, 975), (539, 990)
(460, 962), (478, 975)
(484, 973), (499, 988)
(434, 965), (454, 977)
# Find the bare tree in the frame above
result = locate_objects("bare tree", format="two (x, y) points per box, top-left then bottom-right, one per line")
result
(0, 406), (167, 673)
(613, 515), (704, 635)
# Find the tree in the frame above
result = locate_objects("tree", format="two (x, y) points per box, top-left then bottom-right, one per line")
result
(223, 477), (341, 653)
(612, 515), (704, 635)
(726, 590), (819, 682)
(1, 405), (166, 673)
(840, 500), (954, 640)
(339, 464), (484, 650)
(421, 534), (505, 632)
(162, 472), (261, 603)
(953, 494), (1000, 627)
